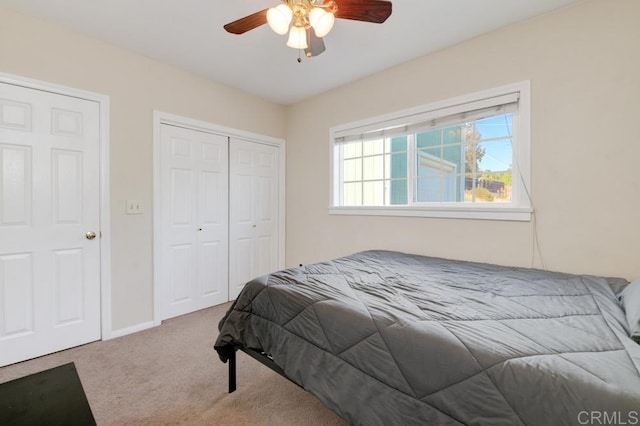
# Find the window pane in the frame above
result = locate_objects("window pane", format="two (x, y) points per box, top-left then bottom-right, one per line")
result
(363, 155), (384, 181)
(343, 141), (362, 159)
(416, 130), (464, 171)
(441, 173), (459, 202)
(417, 146), (441, 161)
(341, 138), (404, 206)
(463, 124), (482, 174)
(477, 139), (512, 173)
(390, 178), (407, 205)
(413, 116), (513, 204)
(416, 177), (441, 202)
(343, 182), (362, 206)
(417, 153), (441, 177)
(391, 136), (407, 152)
(464, 172), (512, 203)
(477, 171), (512, 202)
(464, 174), (475, 202)
(416, 129), (442, 149)
(475, 114), (513, 139)
(344, 158), (362, 182)
(363, 139), (384, 156)
(417, 150), (459, 175)
(442, 126), (463, 145)
(363, 181), (384, 206)
(390, 151), (407, 180)
(384, 154), (390, 177)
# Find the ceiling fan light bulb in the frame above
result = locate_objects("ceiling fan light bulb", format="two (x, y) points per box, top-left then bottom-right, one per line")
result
(267, 4), (293, 35)
(286, 26), (308, 49)
(308, 8), (326, 28)
(310, 8), (335, 38)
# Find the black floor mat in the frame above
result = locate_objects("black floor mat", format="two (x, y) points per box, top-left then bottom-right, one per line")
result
(0, 362), (96, 426)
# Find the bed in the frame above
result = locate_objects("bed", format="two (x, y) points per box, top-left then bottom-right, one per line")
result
(214, 250), (640, 425)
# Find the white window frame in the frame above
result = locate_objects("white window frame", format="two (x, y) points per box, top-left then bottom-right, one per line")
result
(329, 81), (532, 221)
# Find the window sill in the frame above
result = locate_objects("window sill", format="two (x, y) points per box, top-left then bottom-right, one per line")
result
(328, 205), (532, 221)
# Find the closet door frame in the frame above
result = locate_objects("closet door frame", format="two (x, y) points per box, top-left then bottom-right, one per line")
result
(152, 111), (285, 326)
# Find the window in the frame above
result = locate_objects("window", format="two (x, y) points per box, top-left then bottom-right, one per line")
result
(330, 82), (531, 221)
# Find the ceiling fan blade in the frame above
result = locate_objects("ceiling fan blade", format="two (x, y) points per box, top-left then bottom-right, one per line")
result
(334, 0), (392, 24)
(305, 28), (326, 58)
(223, 9), (269, 34)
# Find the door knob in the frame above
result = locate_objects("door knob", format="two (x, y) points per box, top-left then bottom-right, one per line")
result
(85, 231), (97, 240)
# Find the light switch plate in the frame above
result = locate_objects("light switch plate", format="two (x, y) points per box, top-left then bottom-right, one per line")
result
(126, 200), (143, 215)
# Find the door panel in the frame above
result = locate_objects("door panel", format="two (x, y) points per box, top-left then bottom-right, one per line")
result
(53, 248), (84, 325)
(170, 244), (192, 304)
(160, 125), (229, 319)
(200, 172), (221, 224)
(234, 237), (253, 293)
(0, 253), (33, 337)
(199, 241), (220, 296)
(258, 176), (273, 222)
(0, 82), (101, 367)
(236, 174), (253, 223)
(171, 169), (193, 225)
(0, 98), (32, 131)
(229, 139), (279, 299)
(52, 149), (82, 224)
(1, 145), (31, 225)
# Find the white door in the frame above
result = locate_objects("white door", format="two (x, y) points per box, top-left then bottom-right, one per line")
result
(0, 82), (101, 367)
(160, 124), (229, 320)
(229, 139), (279, 299)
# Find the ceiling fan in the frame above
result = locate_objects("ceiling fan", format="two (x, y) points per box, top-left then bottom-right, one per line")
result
(224, 0), (392, 60)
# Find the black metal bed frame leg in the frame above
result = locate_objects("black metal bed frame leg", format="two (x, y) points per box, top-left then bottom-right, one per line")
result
(228, 349), (237, 393)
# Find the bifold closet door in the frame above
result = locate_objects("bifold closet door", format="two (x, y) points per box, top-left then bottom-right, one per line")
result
(229, 138), (279, 300)
(159, 125), (229, 320)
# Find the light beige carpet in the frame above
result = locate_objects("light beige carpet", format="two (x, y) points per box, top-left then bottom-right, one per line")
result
(0, 303), (347, 425)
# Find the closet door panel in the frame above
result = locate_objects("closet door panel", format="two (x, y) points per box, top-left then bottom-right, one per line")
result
(229, 139), (279, 300)
(160, 125), (228, 320)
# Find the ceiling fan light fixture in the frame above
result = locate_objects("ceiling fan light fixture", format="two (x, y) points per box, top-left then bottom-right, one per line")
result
(267, 4), (293, 35)
(286, 25), (308, 49)
(224, 0), (393, 60)
(309, 7), (335, 38)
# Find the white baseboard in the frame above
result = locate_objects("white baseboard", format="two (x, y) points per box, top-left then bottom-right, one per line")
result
(107, 320), (156, 340)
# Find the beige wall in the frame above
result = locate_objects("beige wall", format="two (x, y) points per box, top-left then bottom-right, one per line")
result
(285, 0), (640, 281)
(0, 8), (286, 330)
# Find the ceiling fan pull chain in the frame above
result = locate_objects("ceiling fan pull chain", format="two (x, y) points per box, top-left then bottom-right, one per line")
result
(297, 49), (302, 63)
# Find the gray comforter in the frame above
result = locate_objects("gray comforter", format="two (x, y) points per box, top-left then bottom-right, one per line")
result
(215, 250), (640, 425)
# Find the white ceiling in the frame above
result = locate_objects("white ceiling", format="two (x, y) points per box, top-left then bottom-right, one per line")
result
(0, 0), (583, 105)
